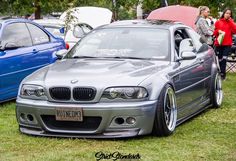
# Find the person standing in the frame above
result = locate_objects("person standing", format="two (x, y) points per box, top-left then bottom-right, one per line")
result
(214, 8), (236, 80)
(195, 6), (214, 46)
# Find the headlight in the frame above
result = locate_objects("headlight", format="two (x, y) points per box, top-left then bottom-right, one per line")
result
(102, 87), (148, 100)
(20, 84), (47, 100)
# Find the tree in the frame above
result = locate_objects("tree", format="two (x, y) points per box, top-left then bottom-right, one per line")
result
(1, 0), (235, 20)
(34, 0), (41, 19)
(161, 0), (168, 7)
(142, 0), (160, 15)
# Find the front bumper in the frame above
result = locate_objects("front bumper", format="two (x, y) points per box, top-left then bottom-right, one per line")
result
(16, 98), (157, 138)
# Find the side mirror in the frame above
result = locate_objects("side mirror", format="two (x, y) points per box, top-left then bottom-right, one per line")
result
(179, 38), (195, 55)
(0, 51), (6, 56)
(181, 51), (196, 60)
(59, 27), (65, 34)
(55, 49), (68, 60)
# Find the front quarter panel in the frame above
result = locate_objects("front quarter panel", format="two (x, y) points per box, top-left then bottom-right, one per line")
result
(139, 69), (173, 101)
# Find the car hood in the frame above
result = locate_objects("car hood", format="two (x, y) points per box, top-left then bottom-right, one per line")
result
(26, 59), (169, 87)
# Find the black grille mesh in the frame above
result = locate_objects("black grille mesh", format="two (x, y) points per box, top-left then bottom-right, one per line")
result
(49, 87), (96, 101)
(49, 87), (71, 101)
(73, 87), (96, 101)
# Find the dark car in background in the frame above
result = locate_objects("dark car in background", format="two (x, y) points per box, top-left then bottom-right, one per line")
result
(0, 19), (66, 102)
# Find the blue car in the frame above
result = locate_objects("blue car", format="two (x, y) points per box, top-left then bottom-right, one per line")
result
(0, 19), (66, 102)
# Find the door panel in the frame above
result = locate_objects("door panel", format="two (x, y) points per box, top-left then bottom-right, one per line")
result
(174, 58), (206, 119)
(172, 28), (209, 119)
(186, 28), (212, 114)
(0, 47), (37, 100)
(26, 23), (58, 67)
(0, 23), (34, 101)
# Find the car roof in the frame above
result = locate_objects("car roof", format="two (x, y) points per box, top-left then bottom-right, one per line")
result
(0, 18), (59, 31)
(33, 19), (65, 26)
(33, 19), (93, 29)
(0, 18), (57, 39)
(100, 19), (186, 30)
(0, 18), (37, 25)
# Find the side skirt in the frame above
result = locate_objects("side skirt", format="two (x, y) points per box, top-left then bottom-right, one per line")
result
(176, 98), (212, 126)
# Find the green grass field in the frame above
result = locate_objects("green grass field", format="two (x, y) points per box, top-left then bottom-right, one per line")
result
(0, 74), (236, 161)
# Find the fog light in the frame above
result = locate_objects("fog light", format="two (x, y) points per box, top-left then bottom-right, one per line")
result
(126, 117), (136, 124)
(20, 113), (26, 120)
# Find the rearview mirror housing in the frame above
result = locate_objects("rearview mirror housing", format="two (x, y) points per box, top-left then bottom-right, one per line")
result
(0, 51), (6, 56)
(181, 51), (196, 60)
(179, 38), (196, 55)
(59, 27), (65, 34)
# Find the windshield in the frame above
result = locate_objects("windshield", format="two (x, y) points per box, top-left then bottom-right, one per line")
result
(66, 27), (170, 60)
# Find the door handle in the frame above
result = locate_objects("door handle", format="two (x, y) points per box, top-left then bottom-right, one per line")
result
(32, 49), (38, 54)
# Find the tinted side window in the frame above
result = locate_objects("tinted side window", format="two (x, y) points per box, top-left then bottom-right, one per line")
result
(26, 23), (50, 45)
(2, 23), (32, 47)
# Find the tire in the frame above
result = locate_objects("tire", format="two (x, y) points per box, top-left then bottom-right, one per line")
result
(152, 84), (177, 136)
(211, 72), (223, 108)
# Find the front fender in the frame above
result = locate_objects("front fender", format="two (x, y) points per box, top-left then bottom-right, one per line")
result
(139, 74), (174, 101)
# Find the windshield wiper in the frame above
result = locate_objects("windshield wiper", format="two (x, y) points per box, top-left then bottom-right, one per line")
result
(71, 56), (153, 60)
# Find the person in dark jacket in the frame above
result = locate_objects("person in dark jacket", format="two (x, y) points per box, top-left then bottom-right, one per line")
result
(214, 8), (236, 80)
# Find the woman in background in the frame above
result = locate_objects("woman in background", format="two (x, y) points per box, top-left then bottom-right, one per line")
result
(214, 8), (236, 80)
(195, 6), (214, 46)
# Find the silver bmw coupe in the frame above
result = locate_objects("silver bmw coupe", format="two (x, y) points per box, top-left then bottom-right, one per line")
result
(16, 20), (223, 138)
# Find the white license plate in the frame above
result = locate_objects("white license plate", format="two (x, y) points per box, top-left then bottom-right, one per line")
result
(56, 108), (83, 121)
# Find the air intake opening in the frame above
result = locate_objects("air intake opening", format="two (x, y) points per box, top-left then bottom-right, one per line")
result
(27, 114), (34, 122)
(115, 117), (125, 125)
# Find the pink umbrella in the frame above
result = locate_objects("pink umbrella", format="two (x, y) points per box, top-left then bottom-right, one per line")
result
(147, 5), (199, 29)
